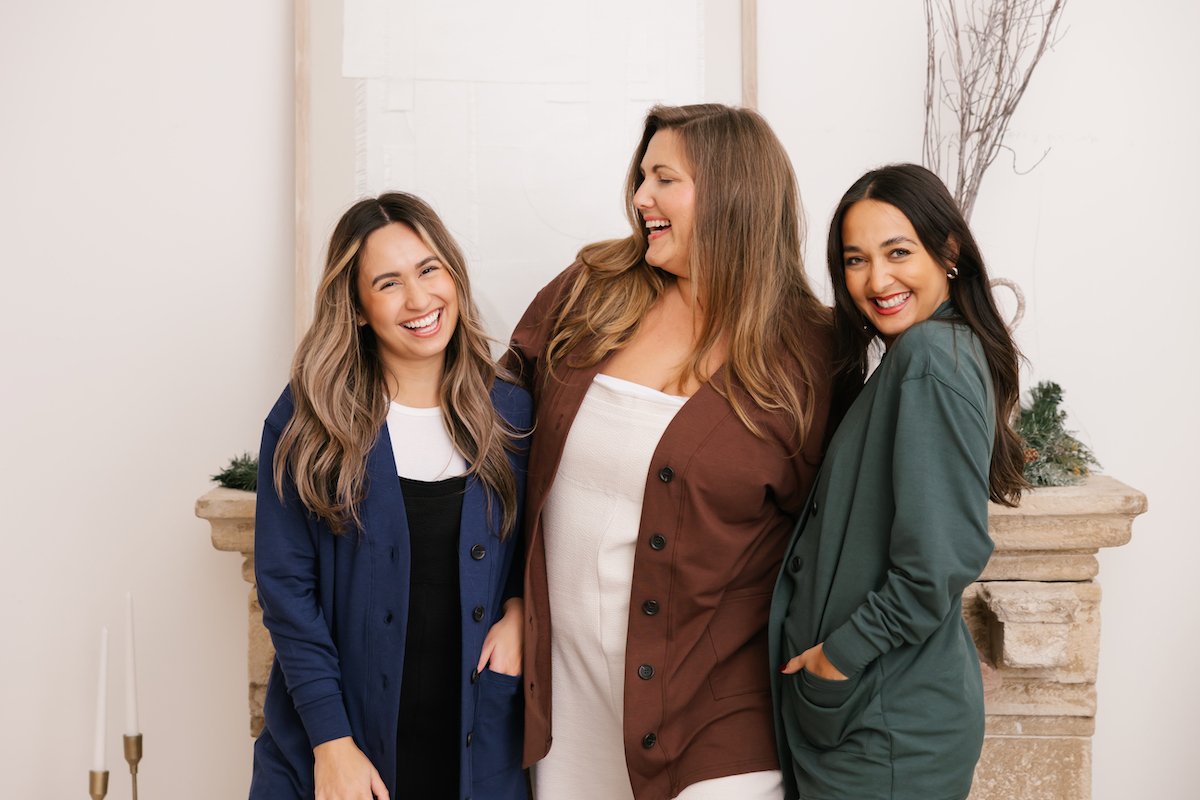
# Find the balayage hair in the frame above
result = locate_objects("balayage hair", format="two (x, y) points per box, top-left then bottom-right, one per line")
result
(825, 163), (1027, 506)
(547, 103), (829, 443)
(273, 192), (521, 536)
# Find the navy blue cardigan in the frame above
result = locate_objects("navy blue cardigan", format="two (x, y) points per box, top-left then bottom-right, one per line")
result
(249, 381), (531, 800)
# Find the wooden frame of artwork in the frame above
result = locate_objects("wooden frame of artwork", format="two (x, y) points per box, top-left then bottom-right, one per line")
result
(742, 0), (757, 108)
(294, 0), (311, 343)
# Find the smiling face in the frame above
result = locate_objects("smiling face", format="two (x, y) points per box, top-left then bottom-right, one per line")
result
(355, 222), (459, 380)
(633, 128), (696, 279)
(841, 199), (952, 345)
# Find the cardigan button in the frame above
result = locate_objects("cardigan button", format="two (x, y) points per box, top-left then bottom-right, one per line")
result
(470, 544), (487, 560)
(637, 664), (655, 680)
(642, 599), (660, 616)
(649, 533), (667, 551)
(658, 466), (674, 483)
(472, 605), (485, 622)
(466, 731), (473, 747)
(384, 611), (394, 624)
(641, 732), (657, 749)
(789, 556), (804, 573)
(810, 500), (819, 516)
(471, 668), (479, 684)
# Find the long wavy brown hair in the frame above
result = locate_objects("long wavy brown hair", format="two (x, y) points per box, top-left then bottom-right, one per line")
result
(825, 164), (1027, 506)
(273, 192), (521, 536)
(547, 104), (829, 442)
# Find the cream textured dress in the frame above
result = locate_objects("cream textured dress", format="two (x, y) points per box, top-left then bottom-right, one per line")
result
(534, 375), (782, 800)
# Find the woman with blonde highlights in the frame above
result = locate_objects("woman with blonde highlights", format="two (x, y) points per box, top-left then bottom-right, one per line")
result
(508, 104), (833, 799)
(251, 193), (531, 800)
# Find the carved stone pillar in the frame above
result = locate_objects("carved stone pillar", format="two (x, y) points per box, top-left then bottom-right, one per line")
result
(195, 487), (267, 736)
(966, 475), (1146, 800)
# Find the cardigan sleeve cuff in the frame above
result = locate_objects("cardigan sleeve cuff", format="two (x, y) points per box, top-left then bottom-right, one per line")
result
(822, 620), (882, 679)
(295, 687), (353, 749)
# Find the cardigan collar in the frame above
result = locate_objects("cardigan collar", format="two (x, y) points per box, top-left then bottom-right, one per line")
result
(879, 298), (958, 355)
(931, 298), (958, 320)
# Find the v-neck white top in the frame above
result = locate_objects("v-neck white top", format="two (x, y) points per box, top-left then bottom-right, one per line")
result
(535, 374), (782, 800)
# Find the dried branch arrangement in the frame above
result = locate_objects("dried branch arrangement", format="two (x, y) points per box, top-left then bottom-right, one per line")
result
(923, 0), (1067, 221)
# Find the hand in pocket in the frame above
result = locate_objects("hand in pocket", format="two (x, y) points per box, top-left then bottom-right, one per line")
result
(477, 597), (524, 677)
(779, 642), (848, 681)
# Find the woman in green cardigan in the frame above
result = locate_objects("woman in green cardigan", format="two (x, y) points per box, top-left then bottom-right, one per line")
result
(770, 164), (1027, 800)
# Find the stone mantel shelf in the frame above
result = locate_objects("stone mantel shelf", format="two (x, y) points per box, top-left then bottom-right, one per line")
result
(196, 474), (1146, 800)
(196, 474), (1145, 560)
(979, 475), (1145, 585)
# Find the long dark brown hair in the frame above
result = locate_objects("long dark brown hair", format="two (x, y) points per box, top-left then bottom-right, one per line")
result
(274, 192), (522, 536)
(826, 163), (1026, 506)
(547, 103), (829, 442)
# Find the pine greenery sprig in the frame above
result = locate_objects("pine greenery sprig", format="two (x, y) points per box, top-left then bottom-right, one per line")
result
(212, 452), (259, 492)
(1016, 381), (1100, 487)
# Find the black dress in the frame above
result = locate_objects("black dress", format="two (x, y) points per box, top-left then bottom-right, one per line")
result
(395, 474), (466, 799)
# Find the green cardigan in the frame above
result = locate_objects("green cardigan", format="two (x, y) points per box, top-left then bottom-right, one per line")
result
(769, 303), (995, 800)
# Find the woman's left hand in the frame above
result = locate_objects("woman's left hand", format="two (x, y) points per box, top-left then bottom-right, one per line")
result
(476, 597), (524, 677)
(780, 642), (848, 681)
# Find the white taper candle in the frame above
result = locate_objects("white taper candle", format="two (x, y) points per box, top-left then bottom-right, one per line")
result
(124, 593), (139, 736)
(93, 626), (108, 771)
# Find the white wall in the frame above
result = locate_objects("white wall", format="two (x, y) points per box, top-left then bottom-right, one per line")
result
(0, 1), (292, 797)
(759, 1), (1200, 797)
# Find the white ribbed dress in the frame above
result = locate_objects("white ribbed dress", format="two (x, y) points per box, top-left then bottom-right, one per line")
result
(534, 375), (782, 800)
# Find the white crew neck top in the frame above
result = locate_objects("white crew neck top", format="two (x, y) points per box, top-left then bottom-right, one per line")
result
(386, 401), (467, 481)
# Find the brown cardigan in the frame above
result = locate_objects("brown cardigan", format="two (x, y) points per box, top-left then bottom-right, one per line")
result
(507, 266), (832, 800)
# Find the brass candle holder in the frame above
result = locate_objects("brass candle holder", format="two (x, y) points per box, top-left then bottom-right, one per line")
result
(88, 769), (109, 800)
(124, 733), (144, 800)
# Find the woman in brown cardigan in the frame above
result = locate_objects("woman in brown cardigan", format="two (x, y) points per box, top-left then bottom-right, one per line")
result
(506, 104), (833, 800)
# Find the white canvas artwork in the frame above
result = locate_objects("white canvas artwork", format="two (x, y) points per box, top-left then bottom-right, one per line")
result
(337, 0), (720, 339)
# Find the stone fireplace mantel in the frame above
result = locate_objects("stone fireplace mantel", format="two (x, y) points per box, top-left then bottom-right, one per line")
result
(196, 474), (1145, 799)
